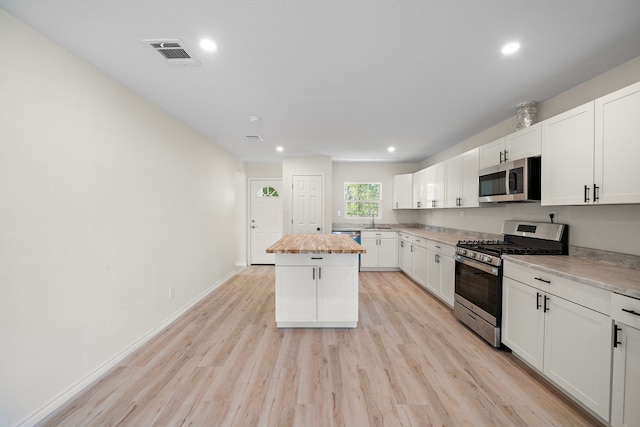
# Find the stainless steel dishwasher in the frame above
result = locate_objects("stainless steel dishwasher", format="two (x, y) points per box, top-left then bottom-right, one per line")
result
(331, 230), (362, 270)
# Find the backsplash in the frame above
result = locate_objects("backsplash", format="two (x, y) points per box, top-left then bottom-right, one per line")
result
(332, 222), (640, 270)
(570, 246), (640, 270)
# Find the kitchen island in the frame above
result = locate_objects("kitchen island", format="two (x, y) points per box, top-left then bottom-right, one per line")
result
(266, 234), (366, 328)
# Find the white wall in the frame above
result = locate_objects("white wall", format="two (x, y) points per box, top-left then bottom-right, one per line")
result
(243, 162), (282, 178)
(0, 10), (244, 426)
(332, 162), (418, 225)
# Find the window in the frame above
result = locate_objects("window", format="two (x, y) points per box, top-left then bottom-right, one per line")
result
(256, 186), (279, 197)
(344, 182), (381, 218)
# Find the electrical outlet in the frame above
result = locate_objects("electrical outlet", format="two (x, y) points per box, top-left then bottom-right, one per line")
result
(460, 210), (465, 218)
(548, 210), (558, 223)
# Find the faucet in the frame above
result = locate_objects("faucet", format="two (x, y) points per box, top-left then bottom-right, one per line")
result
(370, 212), (376, 229)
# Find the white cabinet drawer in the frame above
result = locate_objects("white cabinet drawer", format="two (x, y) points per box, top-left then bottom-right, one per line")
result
(275, 253), (359, 267)
(409, 236), (427, 247)
(612, 293), (640, 328)
(426, 240), (455, 256)
(398, 232), (411, 241)
(361, 230), (397, 239)
(504, 261), (552, 291)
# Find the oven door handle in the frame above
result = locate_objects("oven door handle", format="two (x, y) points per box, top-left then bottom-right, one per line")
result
(455, 256), (499, 276)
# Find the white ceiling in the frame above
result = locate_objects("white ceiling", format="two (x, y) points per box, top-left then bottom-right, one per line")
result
(3, 1), (640, 163)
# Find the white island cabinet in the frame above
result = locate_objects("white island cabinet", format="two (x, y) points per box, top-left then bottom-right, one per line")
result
(267, 234), (365, 328)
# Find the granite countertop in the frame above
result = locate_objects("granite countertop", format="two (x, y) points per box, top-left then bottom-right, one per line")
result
(266, 234), (366, 254)
(332, 226), (480, 247)
(503, 255), (640, 299)
(396, 228), (473, 247)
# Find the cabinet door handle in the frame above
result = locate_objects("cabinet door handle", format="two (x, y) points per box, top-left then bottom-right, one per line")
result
(396, 202), (399, 208)
(499, 151), (503, 164)
(411, 245), (413, 252)
(594, 184), (600, 203)
(584, 185), (590, 203)
(312, 268), (315, 280)
(535, 277), (551, 284)
(622, 308), (640, 317)
(504, 149), (508, 162)
(536, 292), (541, 310)
(318, 267), (321, 280)
(543, 295), (550, 312)
(311, 257), (323, 259)
(614, 324), (622, 348)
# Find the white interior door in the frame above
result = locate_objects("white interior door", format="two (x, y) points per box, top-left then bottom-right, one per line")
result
(250, 180), (283, 264)
(292, 175), (323, 234)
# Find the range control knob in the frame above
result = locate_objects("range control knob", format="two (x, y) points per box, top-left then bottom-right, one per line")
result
(482, 255), (492, 263)
(468, 252), (476, 259)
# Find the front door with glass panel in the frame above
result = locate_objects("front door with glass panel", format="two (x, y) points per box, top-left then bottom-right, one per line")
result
(250, 180), (283, 264)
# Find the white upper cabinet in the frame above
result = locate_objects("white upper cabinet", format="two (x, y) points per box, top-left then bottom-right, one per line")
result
(542, 80), (640, 206)
(412, 168), (427, 209)
(594, 81), (640, 205)
(392, 173), (413, 209)
(425, 162), (445, 208)
(479, 124), (541, 170)
(541, 101), (595, 206)
(479, 137), (506, 169)
(445, 148), (479, 208)
(506, 122), (541, 161)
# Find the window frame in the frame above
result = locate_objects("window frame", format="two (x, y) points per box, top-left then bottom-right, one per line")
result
(343, 182), (382, 219)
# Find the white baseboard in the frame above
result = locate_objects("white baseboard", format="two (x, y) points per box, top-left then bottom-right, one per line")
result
(17, 270), (236, 427)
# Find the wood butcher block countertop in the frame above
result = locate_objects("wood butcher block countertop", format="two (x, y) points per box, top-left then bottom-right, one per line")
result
(266, 234), (366, 254)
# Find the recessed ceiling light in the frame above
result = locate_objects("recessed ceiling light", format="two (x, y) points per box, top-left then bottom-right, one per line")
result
(501, 42), (521, 55)
(387, 146), (396, 153)
(276, 146), (284, 152)
(199, 38), (218, 52)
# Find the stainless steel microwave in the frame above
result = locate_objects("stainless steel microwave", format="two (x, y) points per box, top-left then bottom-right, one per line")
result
(478, 156), (541, 202)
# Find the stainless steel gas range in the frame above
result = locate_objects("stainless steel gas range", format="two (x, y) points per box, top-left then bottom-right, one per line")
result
(453, 220), (568, 347)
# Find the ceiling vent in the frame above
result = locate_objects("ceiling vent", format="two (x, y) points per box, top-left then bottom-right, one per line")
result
(245, 135), (264, 142)
(144, 39), (200, 66)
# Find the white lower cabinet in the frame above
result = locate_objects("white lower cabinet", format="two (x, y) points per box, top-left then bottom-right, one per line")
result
(412, 244), (427, 287)
(398, 233), (427, 286)
(361, 231), (398, 271)
(611, 293), (640, 427)
(398, 235), (413, 273)
(426, 241), (455, 307)
(275, 254), (359, 327)
(502, 262), (612, 422)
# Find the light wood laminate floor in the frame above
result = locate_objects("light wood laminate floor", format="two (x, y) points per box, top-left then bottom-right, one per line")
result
(40, 267), (602, 426)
